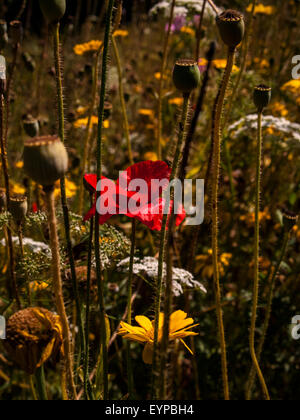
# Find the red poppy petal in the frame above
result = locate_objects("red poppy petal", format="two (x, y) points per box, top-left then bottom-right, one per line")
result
(84, 174), (98, 190)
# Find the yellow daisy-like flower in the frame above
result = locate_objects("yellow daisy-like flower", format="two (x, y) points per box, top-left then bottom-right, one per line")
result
(54, 178), (77, 199)
(213, 59), (239, 73)
(180, 26), (196, 36)
(144, 152), (158, 161)
(74, 116), (110, 129)
(113, 29), (129, 38)
(73, 40), (103, 56)
(281, 79), (300, 95)
(247, 4), (275, 15)
(11, 183), (26, 195)
(119, 310), (199, 364)
(169, 97), (184, 106)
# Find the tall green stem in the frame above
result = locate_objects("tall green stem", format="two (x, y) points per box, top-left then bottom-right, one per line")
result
(53, 22), (86, 359)
(156, 0), (176, 160)
(34, 366), (48, 401)
(126, 219), (136, 398)
(94, 0), (115, 400)
(151, 93), (190, 399)
(211, 47), (234, 401)
(249, 111), (270, 400)
(247, 232), (289, 399)
(112, 35), (134, 165)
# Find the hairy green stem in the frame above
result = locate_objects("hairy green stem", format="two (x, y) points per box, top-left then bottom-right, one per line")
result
(211, 47), (234, 401)
(94, 0), (115, 400)
(53, 22), (86, 359)
(247, 232), (289, 399)
(156, 0), (176, 160)
(112, 35), (134, 165)
(249, 111), (270, 401)
(151, 93), (190, 399)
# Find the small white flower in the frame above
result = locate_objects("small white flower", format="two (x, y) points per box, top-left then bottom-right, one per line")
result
(150, 0), (216, 18)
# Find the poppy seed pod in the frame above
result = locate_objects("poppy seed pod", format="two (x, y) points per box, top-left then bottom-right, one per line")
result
(39, 0), (66, 24)
(23, 116), (40, 138)
(216, 10), (245, 49)
(172, 59), (201, 94)
(253, 85), (272, 112)
(0, 188), (6, 211)
(0, 55), (6, 94)
(9, 20), (22, 45)
(23, 135), (68, 188)
(10, 195), (28, 225)
(282, 210), (298, 232)
(4, 307), (62, 374)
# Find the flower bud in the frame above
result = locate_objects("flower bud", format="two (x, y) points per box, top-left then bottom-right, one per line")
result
(172, 59), (201, 94)
(0, 188), (6, 211)
(10, 195), (28, 225)
(253, 85), (272, 112)
(216, 10), (245, 49)
(4, 307), (62, 374)
(23, 135), (68, 188)
(39, 0), (66, 24)
(9, 20), (22, 46)
(23, 115), (40, 138)
(282, 210), (298, 233)
(0, 55), (6, 94)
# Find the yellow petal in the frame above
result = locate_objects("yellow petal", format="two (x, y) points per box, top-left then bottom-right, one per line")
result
(180, 339), (194, 355)
(135, 315), (152, 332)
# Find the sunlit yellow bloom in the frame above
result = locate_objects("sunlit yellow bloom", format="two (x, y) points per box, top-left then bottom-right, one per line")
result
(144, 152), (158, 161)
(30, 281), (49, 293)
(198, 58), (208, 67)
(74, 40), (103, 56)
(180, 26), (195, 36)
(213, 59), (239, 73)
(119, 310), (199, 364)
(12, 183), (26, 195)
(154, 72), (168, 81)
(169, 97), (184, 106)
(138, 109), (154, 118)
(281, 79), (300, 94)
(113, 30), (129, 38)
(196, 249), (232, 278)
(254, 57), (270, 69)
(76, 106), (88, 115)
(74, 116), (110, 129)
(15, 161), (24, 169)
(271, 102), (288, 117)
(54, 178), (77, 199)
(247, 4), (275, 15)
(240, 210), (271, 225)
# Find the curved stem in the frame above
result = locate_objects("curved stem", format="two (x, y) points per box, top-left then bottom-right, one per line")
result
(34, 366), (48, 401)
(44, 188), (76, 400)
(94, 0), (115, 400)
(126, 219), (136, 399)
(151, 93), (190, 399)
(246, 232), (289, 399)
(112, 35), (134, 165)
(53, 22), (86, 359)
(249, 111), (270, 400)
(211, 47), (235, 401)
(156, 0), (176, 160)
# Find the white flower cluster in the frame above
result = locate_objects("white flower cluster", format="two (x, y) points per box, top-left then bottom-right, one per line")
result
(117, 256), (207, 297)
(150, 0), (216, 18)
(228, 114), (300, 143)
(0, 237), (50, 254)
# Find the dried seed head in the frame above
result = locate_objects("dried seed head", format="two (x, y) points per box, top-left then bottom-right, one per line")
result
(23, 115), (40, 138)
(253, 85), (272, 112)
(216, 10), (245, 49)
(10, 195), (28, 225)
(23, 135), (68, 188)
(4, 307), (62, 374)
(172, 59), (201, 94)
(0, 188), (6, 211)
(39, 0), (66, 23)
(0, 55), (6, 94)
(282, 209), (298, 232)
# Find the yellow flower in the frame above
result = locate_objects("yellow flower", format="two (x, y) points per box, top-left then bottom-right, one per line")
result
(144, 152), (158, 161)
(113, 29), (129, 38)
(271, 102), (288, 117)
(119, 310), (198, 364)
(198, 58), (208, 67)
(169, 97), (184, 106)
(247, 4), (275, 15)
(281, 79), (300, 94)
(11, 183), (26, 195)
(74, 116), (109, 129)
(15, 161), (24, 169)
(54, 178), (77, 199)
(76, 106), (88, 115)
(196, 249), (232, 278)
(254, 57), (270, 69)
(180, 26), (195, 36)
(213, 59), (239, 73)
(138, 109), (154, 118)
(74, 40), (103, 56)
(154, 72), (168, 81)
(30, 281), (49, 293)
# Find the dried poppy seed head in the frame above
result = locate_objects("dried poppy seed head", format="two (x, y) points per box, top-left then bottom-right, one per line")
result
(23, 115), (40, 138)
(0, 188), (6, 211)
(282, 209), (298, 232)
(172, 59), (201, 94)
(9, 20), (22, 45)
(4, 307), (62, 374)
(10, 195), (28, 225)
(253, 85), (272, 112)
(216, 10), (245, 49)
(39, 0), (66, 24)
(23, 135), (68, 188)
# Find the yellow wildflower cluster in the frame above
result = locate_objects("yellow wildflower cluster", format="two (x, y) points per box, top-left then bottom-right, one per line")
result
(74, 116), (110, 129)
(247, 4), (275, 15)
(271, 102), (288, 117)
(198, 58), (239, 73)
(180, 27), (196, 36)
(73, 40), (102, 56)
(196, 249), (232, 278)
(240, 210), (271, 226)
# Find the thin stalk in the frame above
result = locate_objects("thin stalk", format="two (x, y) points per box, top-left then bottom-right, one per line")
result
(195, 0), (207, 61)
(29, 375), (38, 400)
(249, 111), (270, 401)
(84, 194), (94, 400)
(246, 232), (289, 399)
(78, 50), (101, 215)
(94, 0), (115, 400)
(16, 0), (27, 20)
(151, 92), (190, 399)
(17, 224), (32, 306)
(0, 93), (20, 307)
(53, 22), (86, 358)
(126, 219), (136, 399)
(5, 41), (20, 147)
(112, 35), (133, 165)
(156, 0), (176, 160)
(34, 366), (48, 401)
(44, 188), (77, 400)
(211, 47), (235, 401)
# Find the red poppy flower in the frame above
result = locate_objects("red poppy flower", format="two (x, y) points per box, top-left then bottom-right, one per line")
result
(83, 161), (186, 231)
